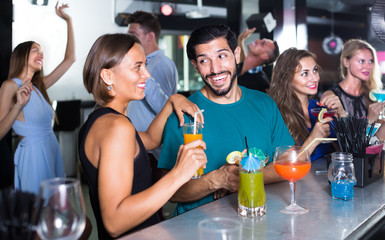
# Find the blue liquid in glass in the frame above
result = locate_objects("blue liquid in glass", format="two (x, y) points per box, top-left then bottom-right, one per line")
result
(373, 92), (385, 102)
(331, 180), (355, 201)
(367, 126), (380, 136)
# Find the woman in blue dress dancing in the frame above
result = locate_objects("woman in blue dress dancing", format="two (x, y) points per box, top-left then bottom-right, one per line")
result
(0, 2), (75, 194)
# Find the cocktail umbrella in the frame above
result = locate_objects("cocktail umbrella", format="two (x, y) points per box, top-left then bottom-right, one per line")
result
(249, 147), (267, 162)
(240, 154), (262, 171)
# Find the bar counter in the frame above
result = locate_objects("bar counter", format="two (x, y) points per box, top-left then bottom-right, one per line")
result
(120, 158), (385, 240)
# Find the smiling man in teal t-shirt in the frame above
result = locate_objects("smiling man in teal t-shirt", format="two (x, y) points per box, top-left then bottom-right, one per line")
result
(158, 24), (294, 215)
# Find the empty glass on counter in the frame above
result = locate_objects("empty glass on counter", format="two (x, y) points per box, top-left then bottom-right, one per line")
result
(328, 152), (357, 201)
(37, 178), (86, 240)
(198, 217), (242, 240)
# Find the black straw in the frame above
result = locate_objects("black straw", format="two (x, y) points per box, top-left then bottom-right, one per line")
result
(182, 110), (193, 125)
(333, 116), (370, 157)
(245, 136), (249, 155)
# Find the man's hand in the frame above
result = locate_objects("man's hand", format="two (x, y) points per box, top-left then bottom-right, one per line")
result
(211, 163), (239, 193)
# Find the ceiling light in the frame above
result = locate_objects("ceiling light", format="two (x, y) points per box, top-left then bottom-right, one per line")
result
(31, 0), (48, 6)
(186, 0), (210, 19)
(160, 3), (174, 16)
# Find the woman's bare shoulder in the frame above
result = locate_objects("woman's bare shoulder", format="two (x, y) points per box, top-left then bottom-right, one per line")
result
(93, 113), (136, 140)
(0, 79), (18, 90)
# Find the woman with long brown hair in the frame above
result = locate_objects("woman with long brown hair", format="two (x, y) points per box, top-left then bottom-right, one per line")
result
(0, 2), (75, 194)
(268, 48), (346, 161)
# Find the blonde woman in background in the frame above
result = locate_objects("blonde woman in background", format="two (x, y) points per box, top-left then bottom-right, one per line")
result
(326, 39), (383, 123)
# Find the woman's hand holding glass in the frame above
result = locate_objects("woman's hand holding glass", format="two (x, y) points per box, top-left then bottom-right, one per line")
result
(319, 91), (347, 118)
(310, 117), (332, 137)
(367, 101), (385, 123)
(173, 139), (207, 182)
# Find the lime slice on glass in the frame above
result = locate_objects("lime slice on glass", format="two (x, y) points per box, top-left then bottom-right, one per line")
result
(369, 90), (377, 101)
(318, 108), (327, 123)
(226, 151), (242, 164)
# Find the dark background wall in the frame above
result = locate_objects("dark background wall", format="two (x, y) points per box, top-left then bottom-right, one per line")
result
(0, 0), (13, 189)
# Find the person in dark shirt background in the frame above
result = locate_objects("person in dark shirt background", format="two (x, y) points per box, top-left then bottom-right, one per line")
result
(237, 27), (279, 92)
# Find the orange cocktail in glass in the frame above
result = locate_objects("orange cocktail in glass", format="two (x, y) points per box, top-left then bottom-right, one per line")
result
(274, 160), (311, 182)
(183, 123), (204, 179)
(274, 146), (311, 214)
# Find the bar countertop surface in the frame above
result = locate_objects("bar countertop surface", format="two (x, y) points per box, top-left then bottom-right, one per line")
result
(120, 158), (385, 240)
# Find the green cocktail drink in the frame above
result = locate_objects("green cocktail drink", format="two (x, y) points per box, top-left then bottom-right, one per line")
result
(238, 170), (266, 217)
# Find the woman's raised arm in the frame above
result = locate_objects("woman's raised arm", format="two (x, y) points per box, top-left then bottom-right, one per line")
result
(43, 2), (75, 88)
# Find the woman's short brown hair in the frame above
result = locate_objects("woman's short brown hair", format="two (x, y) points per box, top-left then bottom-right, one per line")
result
(83, 33), (140, 105)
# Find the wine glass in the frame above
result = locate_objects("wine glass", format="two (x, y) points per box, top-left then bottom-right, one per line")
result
(273, 146), (311, 214)
(37, 178), (86, 240)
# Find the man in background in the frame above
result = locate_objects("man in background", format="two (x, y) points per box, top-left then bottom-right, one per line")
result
(126, 11), (178, 162)
(237, 27), (279, 92)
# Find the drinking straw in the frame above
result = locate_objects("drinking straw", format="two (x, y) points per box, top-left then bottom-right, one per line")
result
(193, 109), (204, 134)
(182, 110), (193, 125)
(245, 136), (249, 155)
(333, 116), (372, 157)
(298, 138), (337, 157)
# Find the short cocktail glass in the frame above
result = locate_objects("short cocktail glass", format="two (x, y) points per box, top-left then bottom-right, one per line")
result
(371, 90), (385, 119)
(310, 108), (337, 143)
(274, 146), (311, 214)
(183, 123), (204, 179)
(310, 108), (337, 119)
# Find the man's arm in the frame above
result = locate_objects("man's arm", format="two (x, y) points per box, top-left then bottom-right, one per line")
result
(143, 77), (169, 114)
(160, 163), (239, 203)
(144, 56), (178, 114)
(262, 162), (284, 184)
(237, 27), (256, 63)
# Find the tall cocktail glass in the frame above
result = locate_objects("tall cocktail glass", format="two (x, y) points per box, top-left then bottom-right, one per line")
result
(238, 167), (266, 217)
(183, 122), (204, 179)
(274, 146), (311, 214)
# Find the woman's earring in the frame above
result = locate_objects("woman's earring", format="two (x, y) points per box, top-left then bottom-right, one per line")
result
(107, 85), (112, 91)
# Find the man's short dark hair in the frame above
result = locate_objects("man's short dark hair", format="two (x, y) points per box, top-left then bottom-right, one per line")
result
(265, 41), (280, 66)
(127, 11), (161, 42)
(186, 24), (238, 61)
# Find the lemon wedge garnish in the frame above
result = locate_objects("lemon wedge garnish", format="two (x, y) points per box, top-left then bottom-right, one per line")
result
(369, 89), (377, 101)
(226, 151), (243, 164)
(318, 108), (327, 123)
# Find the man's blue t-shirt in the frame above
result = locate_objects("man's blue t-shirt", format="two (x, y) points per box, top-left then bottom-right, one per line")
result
(158, 86), (294, 215)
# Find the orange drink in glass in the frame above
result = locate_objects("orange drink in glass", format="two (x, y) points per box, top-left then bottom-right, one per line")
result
(274, 160), (311, 182)
(274, 146), (311, 214)
(183, 123), (204, 179)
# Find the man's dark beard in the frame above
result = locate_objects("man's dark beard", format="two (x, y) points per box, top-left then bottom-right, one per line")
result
(203, 69), (237, 96)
